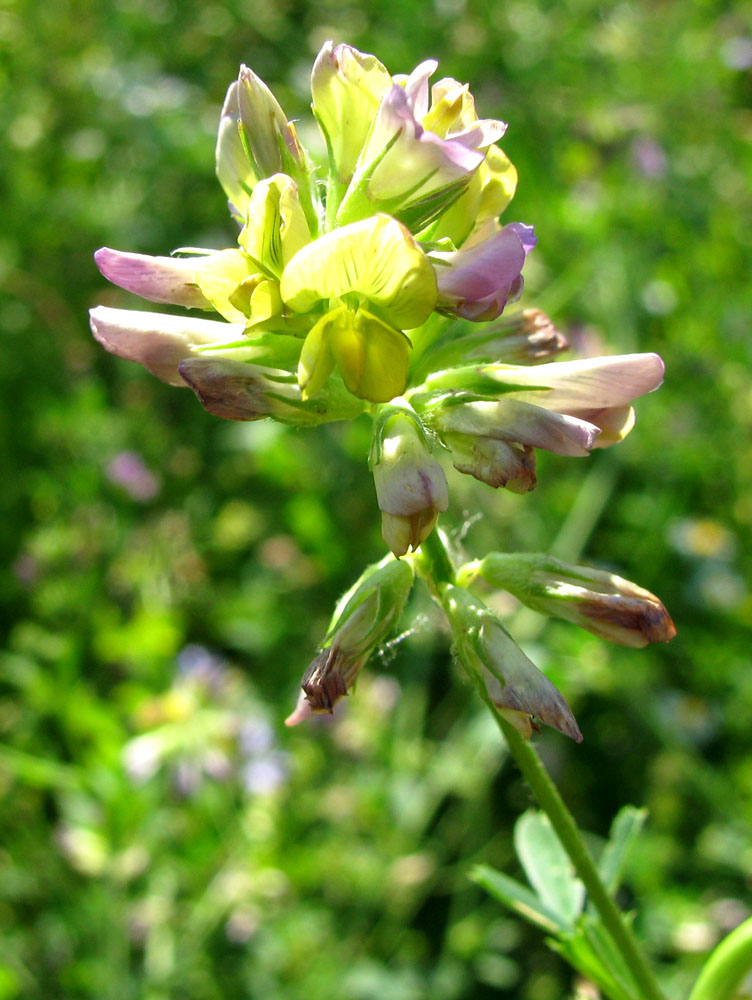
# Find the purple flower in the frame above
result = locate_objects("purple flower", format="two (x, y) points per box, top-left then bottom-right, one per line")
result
(94, 247), (214, 309)
(335, 59), (507, 229)
(418, 353), (665, 490)
(89, 306), (246, 386)
(431, 222), (536, 321)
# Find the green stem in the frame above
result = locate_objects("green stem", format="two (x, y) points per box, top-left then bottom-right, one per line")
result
(417, 526), (667, 1000)
(417, 525), (457, 592)
(688, 916), (752, 1000)
(490, 711), (666, 1000)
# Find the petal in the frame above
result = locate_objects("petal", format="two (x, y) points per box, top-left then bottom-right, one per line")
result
(363, 84), (485, 200)
(573, 405), (636, 447)
(193, 249), (257, 322)
(311, 41), (393, 183)
(476, 145), (518, 221)
(428, 77), (507, 142)
(487, 353), (666, 411)
(89, 306), (245, 385)
(421, 76), (470, 136)
(437, 398), (601, 456)
(94, 248), (212, 309)
(239, 174), (311, 275)
(298, 306), (411, 404)
(433, 224), (532, 321)
(329, 308), (411, 402)
(281, 214), (436, 330)
(285, 690), (316, 726)
(505, 221), (537, 255)
(381, 512), (415, 558)
(402, 59), (438, 120)
(298, 315), (336, 399)
(434, 225), (527, 301)
(382, 508), (439, 556)
(215, 80), (255, 220)
(448, 117), (507, 151)
(247, 279), (284, 326)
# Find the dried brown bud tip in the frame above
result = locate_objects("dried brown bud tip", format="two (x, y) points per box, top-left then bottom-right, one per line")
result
(300, 645), (351, 713)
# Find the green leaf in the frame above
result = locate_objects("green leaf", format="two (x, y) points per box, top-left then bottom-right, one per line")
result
(581, 912), (644, 998)
(553, 923), (641, 1000)
(470, 865), (568, 934)
(0, 744), (80, 791)
(598, 806), (648, 895)
(514, 810), (585, 929)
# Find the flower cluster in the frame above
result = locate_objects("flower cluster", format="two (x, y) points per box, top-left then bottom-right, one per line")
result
(91, 43), (674, 737)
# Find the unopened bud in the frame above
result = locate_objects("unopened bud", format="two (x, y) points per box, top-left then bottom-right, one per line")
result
(237, 65), (301, 178)
(286, 557), (414, 724)
(178, 358), (364, 425)
(414, 309), (568, 381)
(478, 309), (570, 363)
(441, 432), (536, 493)
(441, 584), (582, 742)
(474, 552), (676, 648)
(370, 402), (449, 557)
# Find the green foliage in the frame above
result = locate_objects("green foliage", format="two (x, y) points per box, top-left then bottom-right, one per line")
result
(1, 0), (750, 997)
(475, 807), (650, 1000)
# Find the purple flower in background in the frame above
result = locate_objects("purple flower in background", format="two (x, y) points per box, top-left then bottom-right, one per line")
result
(13, 553), (39, 585)
(106, 451), (160, 501)
(177, 644), (228, 692)
(631, 137), (667, 179)
(241, 754), (288, 795)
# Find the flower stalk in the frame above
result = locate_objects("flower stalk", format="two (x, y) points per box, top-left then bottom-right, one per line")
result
(416, 528), (668, 1000)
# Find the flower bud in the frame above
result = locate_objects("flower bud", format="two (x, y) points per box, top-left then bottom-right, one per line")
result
(473, 552), (676, 648)
(237, 64), (303, 180)
(370, 403), (449, 557)
(286, 557), (415, 724)
(441, 584), (582, 741)
(177, 358), (365, 426)
(441, 433), (536, 493)
(416, 352), (666, 466)
(215, 79), (257, 222)
(413, 310), (568, 381)
(225, 65), (316, 233)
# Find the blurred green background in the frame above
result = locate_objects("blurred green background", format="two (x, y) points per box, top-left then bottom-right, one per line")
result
(1, 0), (751, 997)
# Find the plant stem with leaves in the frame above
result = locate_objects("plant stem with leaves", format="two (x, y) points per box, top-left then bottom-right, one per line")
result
(416, 528), (668, 1000)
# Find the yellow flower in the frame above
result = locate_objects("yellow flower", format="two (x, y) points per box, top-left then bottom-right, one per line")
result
(280, 214), (437, 402)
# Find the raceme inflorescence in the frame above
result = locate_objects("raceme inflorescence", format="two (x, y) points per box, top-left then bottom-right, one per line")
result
(91, 42), (675, 739)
